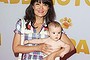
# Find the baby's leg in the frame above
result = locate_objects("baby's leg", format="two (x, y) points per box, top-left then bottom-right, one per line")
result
(43, 54), (48, 60)
(55, 57), (60, 60)
(43, 57), (47, 60)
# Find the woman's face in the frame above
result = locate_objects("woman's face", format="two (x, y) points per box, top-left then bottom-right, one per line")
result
(33, 2), (49, 17)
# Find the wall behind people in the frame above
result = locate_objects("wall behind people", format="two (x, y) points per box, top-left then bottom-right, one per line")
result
(0, 0), (90, 60)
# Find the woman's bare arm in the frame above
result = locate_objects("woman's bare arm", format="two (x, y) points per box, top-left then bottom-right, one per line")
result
(61, 33), (75, 51)
(59, 40), (70, 57)
(12, 33), (44, 54)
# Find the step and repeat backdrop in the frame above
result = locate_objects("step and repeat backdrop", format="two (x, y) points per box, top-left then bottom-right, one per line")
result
(0, 0), (90, 60)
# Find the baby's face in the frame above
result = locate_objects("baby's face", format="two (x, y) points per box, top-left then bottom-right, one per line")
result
(48, 26), (62, 41)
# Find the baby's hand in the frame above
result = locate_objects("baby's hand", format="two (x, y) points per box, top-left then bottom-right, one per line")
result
(23, 40), (28, 44)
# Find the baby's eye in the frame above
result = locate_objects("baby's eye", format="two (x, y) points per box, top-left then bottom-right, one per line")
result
(52, 32), (55, 34)
(58, 32), (61, 34)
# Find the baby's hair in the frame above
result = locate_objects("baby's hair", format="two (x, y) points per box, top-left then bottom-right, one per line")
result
(48, 21), (63, 31)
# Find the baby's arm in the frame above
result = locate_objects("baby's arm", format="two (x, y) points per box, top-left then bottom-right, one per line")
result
(24, 38), (46, 44)
(59, 40), (70, 57)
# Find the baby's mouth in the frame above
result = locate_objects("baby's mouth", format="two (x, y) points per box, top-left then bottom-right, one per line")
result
(55, 37), (59, 40)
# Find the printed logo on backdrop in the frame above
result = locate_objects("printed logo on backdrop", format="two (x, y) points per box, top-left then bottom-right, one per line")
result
(60, 17), (72, 29)
(60, 17), (90, 54)
(0, 0), (90, 6)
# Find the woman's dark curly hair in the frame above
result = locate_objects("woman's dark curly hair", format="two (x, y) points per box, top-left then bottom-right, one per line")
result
(24, 0), (56, 29)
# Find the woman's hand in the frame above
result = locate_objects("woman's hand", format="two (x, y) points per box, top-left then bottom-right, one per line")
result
(46, 48), (65, 60)
(37, 43), (52, 54)
(46, 51), (56, 60)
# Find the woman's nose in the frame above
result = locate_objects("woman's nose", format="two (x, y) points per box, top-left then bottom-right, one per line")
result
(40, 5), (43, 9)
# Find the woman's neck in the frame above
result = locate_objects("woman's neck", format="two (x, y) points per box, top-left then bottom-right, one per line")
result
(35, 16), (44, 24)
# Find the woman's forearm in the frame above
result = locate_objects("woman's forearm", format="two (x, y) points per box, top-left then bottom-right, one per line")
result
(46, 47), (75, 60)
(55, 48), (65, 57)
(47, 48), (65, 58)
(13, 45), (41, 54)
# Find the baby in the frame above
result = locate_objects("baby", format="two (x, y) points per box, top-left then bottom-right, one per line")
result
(24, 21), (70, 60)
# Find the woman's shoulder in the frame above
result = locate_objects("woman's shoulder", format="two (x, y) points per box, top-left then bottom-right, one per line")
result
(62, 32), (67, 36)
(16, 19), (21, 24)
(16, 18), (29, 26)
(16, 18), (26, 23)
(61, 32), (69, 40)
(15, 18), (26, 29)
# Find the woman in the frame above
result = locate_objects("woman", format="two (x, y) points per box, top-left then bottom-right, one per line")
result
(12, 0), (75, 60)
